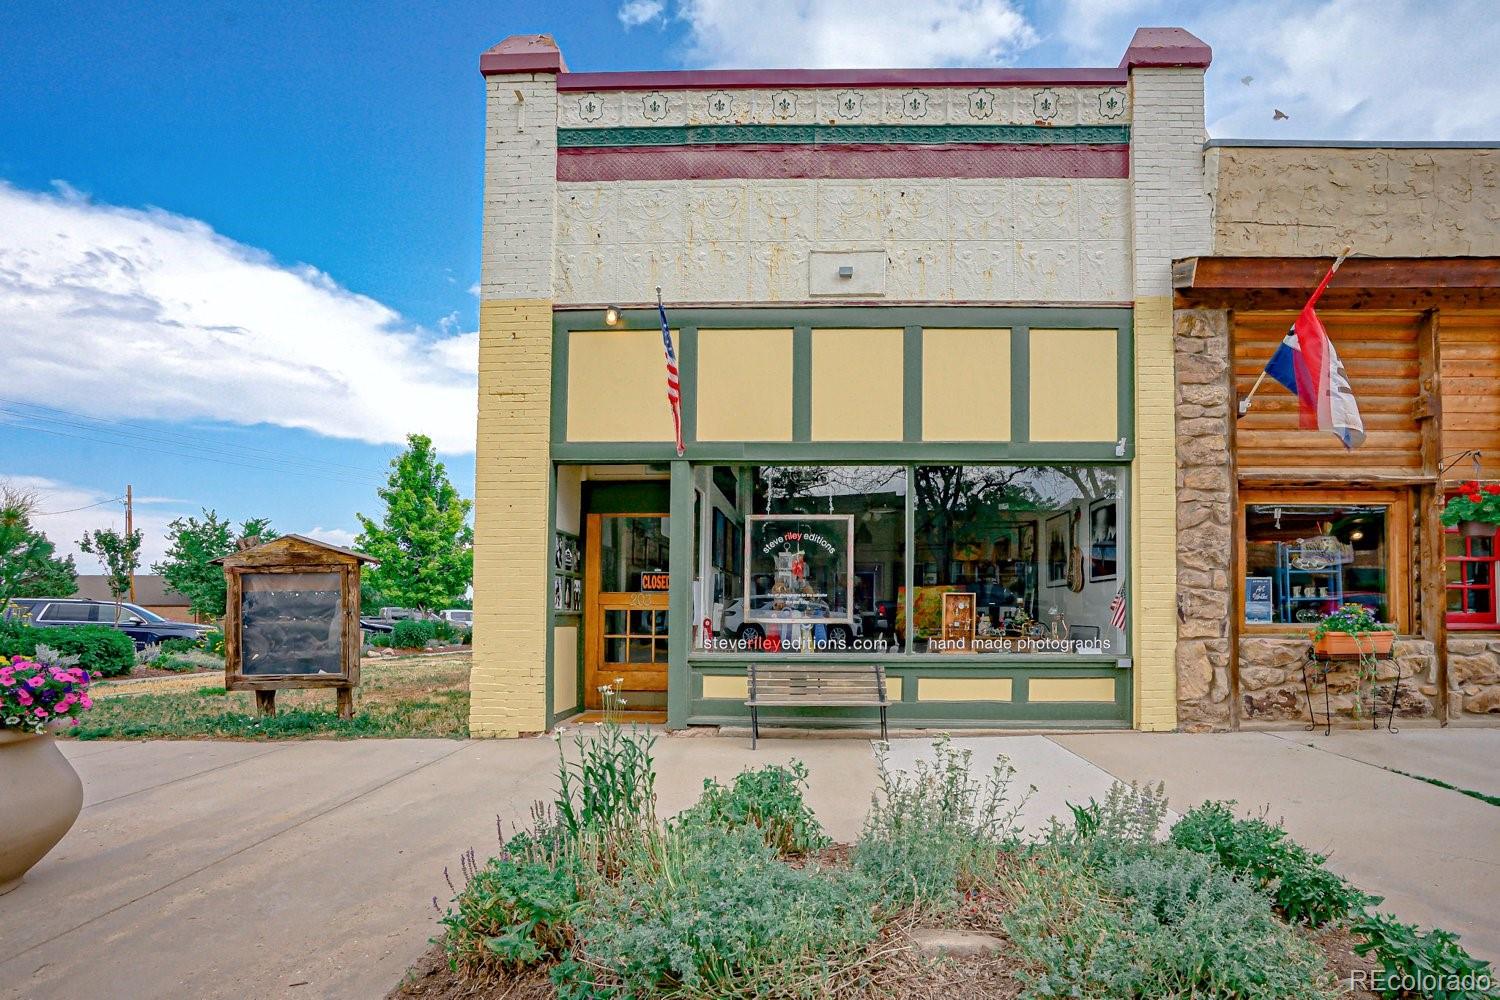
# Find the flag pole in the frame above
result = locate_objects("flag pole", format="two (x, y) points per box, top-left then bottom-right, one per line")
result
(1236, 245), (1352, 419)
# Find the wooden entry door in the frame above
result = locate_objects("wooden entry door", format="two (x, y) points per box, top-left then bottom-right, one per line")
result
(584, 513), (670, 709)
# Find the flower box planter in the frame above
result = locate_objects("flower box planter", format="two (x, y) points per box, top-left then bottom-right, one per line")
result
(1459, 520), (1498, 539)
(1313, 630), (1395, 659)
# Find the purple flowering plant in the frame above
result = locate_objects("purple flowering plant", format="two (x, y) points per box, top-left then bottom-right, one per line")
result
(1, 648), (95, 735)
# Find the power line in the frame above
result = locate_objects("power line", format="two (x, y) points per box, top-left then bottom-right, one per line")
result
(32, 496), (126, 516)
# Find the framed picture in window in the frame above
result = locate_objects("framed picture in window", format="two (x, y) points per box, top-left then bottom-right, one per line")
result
(1045, 513), (1071, 588)
(1088, 499), (1118, 582)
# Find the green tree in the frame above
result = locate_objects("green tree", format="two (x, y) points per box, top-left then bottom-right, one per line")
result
(78, 526), (143, 623)
(356, 434), (473, 612)
(0, 487), (78, 608)
(153, 511), (278, 619)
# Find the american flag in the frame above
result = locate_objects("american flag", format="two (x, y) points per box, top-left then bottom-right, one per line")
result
(1109, 584), (1127, 631)
(657, 290), (684, 456)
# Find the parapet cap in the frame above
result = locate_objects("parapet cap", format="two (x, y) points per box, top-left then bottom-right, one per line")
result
(1119, 27), (1212, 69)
(480, 34), (567, 75)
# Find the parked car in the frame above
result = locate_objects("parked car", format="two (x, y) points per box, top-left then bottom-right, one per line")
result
(719, 595), (862, 646)
(440, 609), (472, 627)
(4, 597), (210, 650)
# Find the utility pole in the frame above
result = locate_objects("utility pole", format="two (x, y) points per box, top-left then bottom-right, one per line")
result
(125, 484), (136, 603)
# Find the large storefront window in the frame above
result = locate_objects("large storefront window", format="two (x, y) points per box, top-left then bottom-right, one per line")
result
(700, 466), (907, 653)
(1243, 502), (1391, 625)
(695, 463), (1127, 657)
(912, 466), (1123, 655)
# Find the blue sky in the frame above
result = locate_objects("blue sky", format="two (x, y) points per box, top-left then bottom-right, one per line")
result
(0, 0), (1488, 570)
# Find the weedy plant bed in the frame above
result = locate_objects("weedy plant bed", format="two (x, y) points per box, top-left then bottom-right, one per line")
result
(392, 730), (1496, 1000)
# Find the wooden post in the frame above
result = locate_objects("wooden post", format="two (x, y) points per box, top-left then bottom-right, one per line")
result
(336, 687), (354, 720)
(255, 690), (276, 717)
(1416, 309), (1449, 725)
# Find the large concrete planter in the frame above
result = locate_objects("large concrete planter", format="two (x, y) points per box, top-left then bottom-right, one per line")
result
(0, 730), (83, 895)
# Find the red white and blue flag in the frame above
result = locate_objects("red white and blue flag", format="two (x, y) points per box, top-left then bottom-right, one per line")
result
(1259, 252), (1365, 449)
(1109, 583), (1127, 631)
(657, 290), (684, 456)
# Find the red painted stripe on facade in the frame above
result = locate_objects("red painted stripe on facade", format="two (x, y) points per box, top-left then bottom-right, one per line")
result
(557, 143), (1129, 182)
(556, 67), (1128, 91)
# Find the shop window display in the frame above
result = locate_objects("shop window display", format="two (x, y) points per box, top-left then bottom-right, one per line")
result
(911, 466), (1124, 654)
(699, 466), (906, 653)
(1243, 503), (1390, 625)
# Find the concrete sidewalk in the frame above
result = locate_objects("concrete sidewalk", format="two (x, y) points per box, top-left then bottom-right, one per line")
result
(0, 729), (1495, 999)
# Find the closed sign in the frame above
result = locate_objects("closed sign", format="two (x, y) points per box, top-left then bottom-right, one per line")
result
(640, 573), (670, 591)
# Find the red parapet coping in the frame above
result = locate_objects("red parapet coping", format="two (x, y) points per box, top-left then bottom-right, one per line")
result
(479, 34), (567, 75)
(553, 66), (1129, 90)
(1119, 27), (1211, 69)
(557, 143), (1129, 182)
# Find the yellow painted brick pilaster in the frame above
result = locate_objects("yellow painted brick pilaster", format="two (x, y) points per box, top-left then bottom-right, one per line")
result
(1131, 296), (1178, 730)
(470, 298), (553, 737)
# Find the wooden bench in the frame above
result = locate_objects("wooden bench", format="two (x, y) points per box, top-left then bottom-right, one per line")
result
(745, 664), (889, 748)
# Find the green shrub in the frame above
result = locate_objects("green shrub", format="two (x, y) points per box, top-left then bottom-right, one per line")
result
(1045, 780), (1170, 866)
(1170, 800), (1370, 925)
(564, 822), (878, 998)
(366, 631), (393, 648)
(1003, 846), (1338, 1000)
(201, 629), (225, 656)
(157, 636), (201, 654)
(1353, 911), (1495, 999)
(460, 628), (473, 645)
(0, 623), (135, 678)
(553, 724), (657, 860)
(674, 761), (828, 857)
(432, 618), (455, 642)
(391, 619), (429, 648)
(854, 735), (1030, 909)
(441, 843), (583, 980)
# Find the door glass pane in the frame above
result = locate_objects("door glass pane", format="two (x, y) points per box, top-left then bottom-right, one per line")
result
(628, 638), (654, 663)
(652, 611), (668, 635)
(599, 517), (670, 592)
(1473, 589), (1493, 614)
(605, 637), (627, 661)
(1466, 562), (1492, 586)
(1447, 561), (1464, 584)
(1473, 537), (1495, 558)
(629, 610), (655, 634)
(604, 610), (627, 634)
(1448, 589), (1464, 612)
(1446, 535), (1466, 558)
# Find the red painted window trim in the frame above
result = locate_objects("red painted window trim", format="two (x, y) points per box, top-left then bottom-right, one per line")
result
(1445, 525), (1499, 629)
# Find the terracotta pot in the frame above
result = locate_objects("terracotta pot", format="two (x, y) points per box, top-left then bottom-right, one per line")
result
(1460, 520), (1499, 539)
(0, 731), (84, 895)
(1313, 630), (1396, 659)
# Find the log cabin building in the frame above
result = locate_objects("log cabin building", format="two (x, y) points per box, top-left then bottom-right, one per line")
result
(1174, 142), (1500, 727)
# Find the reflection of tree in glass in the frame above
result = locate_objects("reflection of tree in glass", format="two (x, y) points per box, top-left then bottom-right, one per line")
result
(915, 466), (1116, 573)
(755, 466), (906, 512)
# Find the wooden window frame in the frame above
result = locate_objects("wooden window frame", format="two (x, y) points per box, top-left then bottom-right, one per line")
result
(1236, 487), (1411, 635)
(1445, 527), (1500, 631)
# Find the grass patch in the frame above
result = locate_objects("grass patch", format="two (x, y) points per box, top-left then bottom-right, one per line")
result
(1384, 767), (1500, 808)
(67, 652), (470, 740)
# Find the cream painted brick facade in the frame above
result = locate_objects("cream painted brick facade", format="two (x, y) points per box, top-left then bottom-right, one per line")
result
(1128, 66), (1212, 731)
(472, 66), (560, 737)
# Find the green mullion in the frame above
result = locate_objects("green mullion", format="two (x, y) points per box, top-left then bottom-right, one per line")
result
(666, 461), (695, 730)
(1116, 317), (1135, 454)
(558, 124), (1132, 147)
(543, 464), (558, 729)
(1010, 326), (1030, 444)
(550, 322), (571, 445)
(903, 327), (922, 442)
(904, 462), (915, 659)
(679, 326), (698, 448)
(792, 326), (812, 441)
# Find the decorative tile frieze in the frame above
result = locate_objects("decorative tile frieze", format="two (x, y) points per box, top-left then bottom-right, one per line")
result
(558, 86), (1130, 127)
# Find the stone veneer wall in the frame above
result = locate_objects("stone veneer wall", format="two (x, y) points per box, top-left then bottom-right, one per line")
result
(1449, 637), (1500, 715)
(1238, 637), (1438, 724)
(1174, 308), (1233, 729)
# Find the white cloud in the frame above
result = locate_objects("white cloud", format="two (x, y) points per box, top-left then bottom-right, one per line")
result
(1055, 0), (1500, 140)
(0, 182), (478, 454)
(618, 0), (665, 28)
(302, 526), (359, 548)
(675, 0), (1037, 68)
(3, 474), (180, 572)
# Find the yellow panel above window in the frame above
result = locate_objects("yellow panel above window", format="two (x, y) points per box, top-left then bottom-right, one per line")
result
(697, 329), (794, 442)
(1029, 328), (1118, 442)
(923, 328), (1011, 441)
(566, 329), (676, 442)
(812, 328), (904, 441)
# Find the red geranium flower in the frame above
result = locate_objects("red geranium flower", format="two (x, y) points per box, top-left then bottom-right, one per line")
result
(1485, 484), (1500, 495)
(1468, 493), (1484, 504)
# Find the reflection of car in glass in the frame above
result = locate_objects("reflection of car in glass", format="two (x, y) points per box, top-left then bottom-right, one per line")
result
(719, 596), (862, 646)
(440, 609), (473, 626)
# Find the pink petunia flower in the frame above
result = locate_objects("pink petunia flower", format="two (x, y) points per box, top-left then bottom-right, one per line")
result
(26, 675), (45, 688)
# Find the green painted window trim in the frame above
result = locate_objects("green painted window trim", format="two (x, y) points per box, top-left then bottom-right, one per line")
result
(558, 124), (1131, 148)
(552, 306), (1134, 459)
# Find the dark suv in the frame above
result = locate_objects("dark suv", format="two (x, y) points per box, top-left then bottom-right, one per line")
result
(4, 598), (210, 650)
